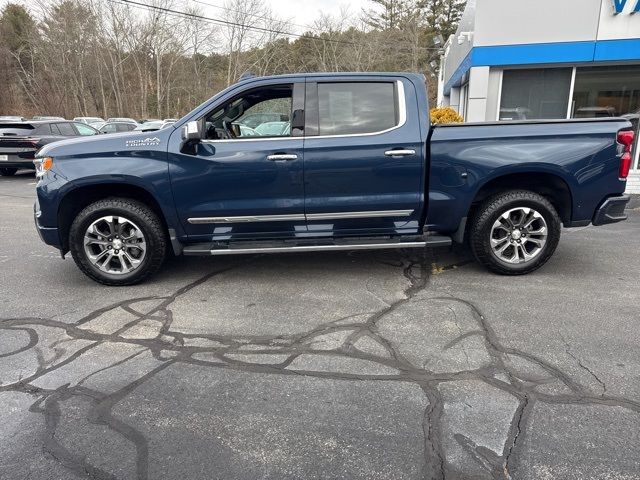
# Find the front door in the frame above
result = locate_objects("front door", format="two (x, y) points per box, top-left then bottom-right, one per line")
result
(302, 77), (425, 237)
(169, 81), (306, 242)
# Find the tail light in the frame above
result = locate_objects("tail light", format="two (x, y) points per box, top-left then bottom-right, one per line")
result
(617, 130), (635, 180)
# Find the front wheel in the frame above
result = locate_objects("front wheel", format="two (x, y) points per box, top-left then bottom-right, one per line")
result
(469, 190), (561, 275)
(69, 198), (167, 285)
(0, 168), (18, 176)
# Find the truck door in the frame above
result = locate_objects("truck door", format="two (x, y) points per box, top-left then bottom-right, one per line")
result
(302, 77), (424, 236)
(168, 81), (306, 242)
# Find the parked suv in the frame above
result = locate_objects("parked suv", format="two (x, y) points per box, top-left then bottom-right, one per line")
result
(0, 120), (98, 175)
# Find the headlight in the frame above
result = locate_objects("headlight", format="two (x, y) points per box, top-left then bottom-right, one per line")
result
(34, 157), (53, 178)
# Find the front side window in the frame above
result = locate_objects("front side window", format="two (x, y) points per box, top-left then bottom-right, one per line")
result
(499, 68), (572, 120)
(204, 84), (292, 140)
(317, 82), (397, 136)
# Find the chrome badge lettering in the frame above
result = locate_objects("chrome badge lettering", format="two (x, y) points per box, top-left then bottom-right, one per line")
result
(125, 137), (161, 148)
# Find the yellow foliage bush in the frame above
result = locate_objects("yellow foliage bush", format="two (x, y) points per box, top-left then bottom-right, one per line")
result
(430, 107), (464, 124)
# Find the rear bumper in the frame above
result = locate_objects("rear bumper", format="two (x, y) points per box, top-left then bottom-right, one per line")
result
(34, 201), (61, 248)
(592, 194), (630, 226)
(0, 159), (35, 169)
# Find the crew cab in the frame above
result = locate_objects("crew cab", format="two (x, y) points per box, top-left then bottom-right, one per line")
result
(33, 73), (634, 285)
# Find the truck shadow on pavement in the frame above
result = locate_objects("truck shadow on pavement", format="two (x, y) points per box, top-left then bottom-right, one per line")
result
(1, 247), (639, 480)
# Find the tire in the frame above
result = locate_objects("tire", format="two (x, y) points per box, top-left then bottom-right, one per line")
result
(469, 190), (561, 275)
(0, 168), (18, 176)
(69, 198), (167, 285)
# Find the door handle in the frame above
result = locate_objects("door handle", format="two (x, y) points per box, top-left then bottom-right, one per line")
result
(384, 149), (416, 157)
(267, 153), (298, 161)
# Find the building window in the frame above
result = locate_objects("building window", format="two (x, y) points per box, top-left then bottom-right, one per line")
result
(499, 68), (572, 120)
(571, 66), (640, 118)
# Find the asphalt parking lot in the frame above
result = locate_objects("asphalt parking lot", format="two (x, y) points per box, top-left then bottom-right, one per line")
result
(2, 170), (640, 480)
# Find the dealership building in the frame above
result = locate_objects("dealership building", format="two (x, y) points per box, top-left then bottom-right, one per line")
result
(438, 0), (640, 193)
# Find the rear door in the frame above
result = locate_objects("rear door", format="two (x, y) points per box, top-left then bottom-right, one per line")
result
(302, 76), (424, 236)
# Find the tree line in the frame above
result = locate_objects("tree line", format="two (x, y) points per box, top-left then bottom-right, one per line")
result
(0, 0), (464, 120)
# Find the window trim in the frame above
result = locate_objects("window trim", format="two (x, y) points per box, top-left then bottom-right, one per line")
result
(309, 80), (406, 139)
(200, 82), (302, 144)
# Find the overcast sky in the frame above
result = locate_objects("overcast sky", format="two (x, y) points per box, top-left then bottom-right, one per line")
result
(0, 0), (375, 32)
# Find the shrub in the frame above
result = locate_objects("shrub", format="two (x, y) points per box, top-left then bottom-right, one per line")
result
(430, 107), (464, 124)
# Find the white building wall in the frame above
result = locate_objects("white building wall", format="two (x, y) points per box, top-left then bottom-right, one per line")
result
(474, 0), (602, 46)
(465, 66), (490, 122)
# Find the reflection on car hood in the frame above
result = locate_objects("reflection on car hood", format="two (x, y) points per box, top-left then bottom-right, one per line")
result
(36, 129), (172, 158)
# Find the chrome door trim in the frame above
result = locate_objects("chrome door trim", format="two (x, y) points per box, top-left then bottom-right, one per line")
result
(305, 209), (413, 221)
(187, 214), (306, 224)
(199, 81), (407, 144)
(187, 209), (414, 224)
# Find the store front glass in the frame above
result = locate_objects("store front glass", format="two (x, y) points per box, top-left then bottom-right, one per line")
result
(571, 65), (640, 169)
(499, 68), (572, 120)
(571, 66), (640, 118)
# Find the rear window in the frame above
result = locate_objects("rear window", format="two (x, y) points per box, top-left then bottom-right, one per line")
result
(0, 123), (35, 136)
(317, 82), (398, 136)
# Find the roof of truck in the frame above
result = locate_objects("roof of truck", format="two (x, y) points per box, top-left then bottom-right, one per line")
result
(234, 72), (426, 85)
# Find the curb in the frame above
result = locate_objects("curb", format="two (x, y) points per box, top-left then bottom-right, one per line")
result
(627, 194), (640, 210)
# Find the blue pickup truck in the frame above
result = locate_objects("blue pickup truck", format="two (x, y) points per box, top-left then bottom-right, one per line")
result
(33, 73), (634, 285)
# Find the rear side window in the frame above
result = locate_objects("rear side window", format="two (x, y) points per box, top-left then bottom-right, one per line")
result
(55, 122), (76, 136)
(317, 82), (398, 136)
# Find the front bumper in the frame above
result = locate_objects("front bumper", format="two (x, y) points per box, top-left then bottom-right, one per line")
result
(592, 195), (630, 226)
(34, 200), (61, 248)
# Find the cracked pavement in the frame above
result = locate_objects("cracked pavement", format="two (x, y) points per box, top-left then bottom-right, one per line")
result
(2, 171), (640, 479)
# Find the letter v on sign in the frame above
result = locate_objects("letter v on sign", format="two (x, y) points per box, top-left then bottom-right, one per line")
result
(612, 0), (640, 14)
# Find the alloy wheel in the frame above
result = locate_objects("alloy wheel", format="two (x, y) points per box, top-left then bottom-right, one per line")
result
(489, 207), (548, 264)
(83, 215), (147, 274)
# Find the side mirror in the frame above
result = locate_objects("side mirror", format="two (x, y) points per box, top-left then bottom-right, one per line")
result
(181, 120), (202, 142)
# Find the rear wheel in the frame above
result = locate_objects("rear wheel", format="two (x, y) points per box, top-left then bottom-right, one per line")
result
(469, 190), (561, 275)
(69, 198), (167, 285)
(0, 168), (17, 176)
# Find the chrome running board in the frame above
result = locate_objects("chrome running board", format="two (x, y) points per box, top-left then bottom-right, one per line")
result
(182, 236), (451, 256)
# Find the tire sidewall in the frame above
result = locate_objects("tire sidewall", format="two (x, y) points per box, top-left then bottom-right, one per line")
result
(473, 194), (561, 274)
(70, 202), (163, 284)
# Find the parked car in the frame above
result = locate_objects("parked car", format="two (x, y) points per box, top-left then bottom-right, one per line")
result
(33, 72), (634, 285)
(163, 118), (178, 123)
(498, 107), (532, 120)
(0, 115), (26, 122)
(574, 107), (617, 118)
(134, 120), (165, 132)
(106, 117), (137, 124)
(0, 120), (98, 176)
(32, 116), (65, 121)
(237, 112), (288, 128)
(89, 121), (106, 130)
(73, 116), (104, 124)
(99, 121), (138, 134)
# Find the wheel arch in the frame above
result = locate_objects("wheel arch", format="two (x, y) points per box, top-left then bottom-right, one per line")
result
(468, 171), (573, 227)
(57, 182), (171, 254)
